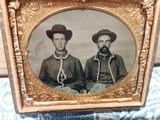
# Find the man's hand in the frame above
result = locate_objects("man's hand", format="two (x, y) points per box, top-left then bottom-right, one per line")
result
(88, 83), (106, 93)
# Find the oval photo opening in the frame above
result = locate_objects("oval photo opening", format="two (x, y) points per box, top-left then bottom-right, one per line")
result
(28, 9), (136, 94)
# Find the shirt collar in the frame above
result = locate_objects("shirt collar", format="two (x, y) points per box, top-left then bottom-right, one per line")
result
(53, 51), (69, 60)
(94, 51), (115, 61)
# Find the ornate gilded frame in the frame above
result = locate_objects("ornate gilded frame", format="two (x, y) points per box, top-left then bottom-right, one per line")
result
(1, 0), (160, 113)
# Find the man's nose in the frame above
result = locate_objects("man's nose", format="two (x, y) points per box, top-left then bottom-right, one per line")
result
(58, 39), (62, 44)
(103, 42), (106, 46)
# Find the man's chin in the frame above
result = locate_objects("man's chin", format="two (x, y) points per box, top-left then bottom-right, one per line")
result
(57, 49), (66, 53)
(57, 47), (65, 51)
(99, 47), (109, 54)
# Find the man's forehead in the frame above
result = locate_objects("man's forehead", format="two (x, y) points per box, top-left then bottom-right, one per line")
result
(53, 33), (65, 37)
(98, 35), (111, 40)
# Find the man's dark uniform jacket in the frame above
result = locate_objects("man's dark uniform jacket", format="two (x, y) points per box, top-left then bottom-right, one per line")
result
(85, 52), (127, 91)
(39, 51), (84, 92)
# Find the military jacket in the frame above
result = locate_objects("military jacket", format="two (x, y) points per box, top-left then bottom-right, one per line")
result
(85, 52), (127, 91)
(39, 52), (84, 92)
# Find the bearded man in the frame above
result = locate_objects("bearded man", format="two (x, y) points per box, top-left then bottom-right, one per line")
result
(84, 29), (127, 93)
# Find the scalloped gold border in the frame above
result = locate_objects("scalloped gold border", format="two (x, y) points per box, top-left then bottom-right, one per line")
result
(3, 0), (159, 113)
(21, 0), (144, 101)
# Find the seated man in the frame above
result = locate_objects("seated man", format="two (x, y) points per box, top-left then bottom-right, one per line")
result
(85, 29), (127, 93)
(39, 24), (84, 94)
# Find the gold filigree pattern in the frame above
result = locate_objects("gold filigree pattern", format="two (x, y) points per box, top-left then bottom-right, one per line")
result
(23, 1), (143, 102)
(8, 0), (34, 106)
(73, 0), (87, 2)
(134, 0), (155, 98)
(8, 0), (156, 108)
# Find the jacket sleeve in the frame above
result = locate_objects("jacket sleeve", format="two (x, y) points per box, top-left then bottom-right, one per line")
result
(39, 60), (47, 82)
(84, 59), (91, 81)
(65, 59), (85, 91)
(75, 59), (84, 82)
(84, 59), (96, 91)
(117, 55), (128, 80)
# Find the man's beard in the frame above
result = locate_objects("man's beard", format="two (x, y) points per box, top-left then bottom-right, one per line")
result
(99, 46), (109, 54)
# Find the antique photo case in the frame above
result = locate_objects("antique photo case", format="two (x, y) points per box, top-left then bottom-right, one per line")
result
(1, 0), (160, 113)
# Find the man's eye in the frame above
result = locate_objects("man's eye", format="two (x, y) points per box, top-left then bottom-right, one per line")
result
(54, 38), (59, 41)
(106, 40), (111, 43)
(61, 38), (65, 40)
(98, 40), (103, 43)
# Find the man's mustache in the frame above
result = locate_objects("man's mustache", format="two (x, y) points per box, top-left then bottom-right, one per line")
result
(99, 46), (109, 54)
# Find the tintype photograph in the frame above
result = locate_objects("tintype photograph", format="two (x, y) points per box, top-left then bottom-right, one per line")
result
(28, 10), (135, 94)
(2, 0), (159, 113)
